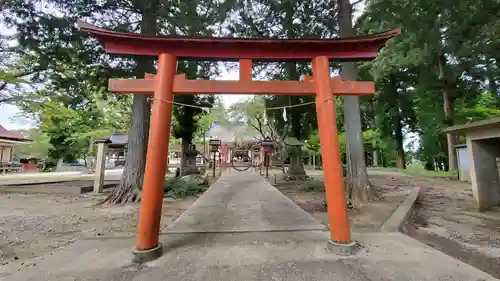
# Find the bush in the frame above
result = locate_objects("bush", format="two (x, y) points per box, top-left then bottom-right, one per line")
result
(164, 177), (206, 198)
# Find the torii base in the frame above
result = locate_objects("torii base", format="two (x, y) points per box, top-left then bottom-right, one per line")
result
(326, 240), (361, 256)
(132, 243), (163, 263)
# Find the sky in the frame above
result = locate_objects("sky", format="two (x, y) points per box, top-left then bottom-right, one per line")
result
(0, 104), (29, 130)
(0, 0), (366, 131)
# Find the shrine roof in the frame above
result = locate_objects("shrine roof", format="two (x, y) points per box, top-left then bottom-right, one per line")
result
(443, 117), (500, 135)
(78, 21), (400, 61)
(0, 125), (31, 142)
(94, 132), (128, 149)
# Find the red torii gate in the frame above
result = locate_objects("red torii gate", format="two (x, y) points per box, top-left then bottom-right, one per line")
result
(78, 21), (400, 261)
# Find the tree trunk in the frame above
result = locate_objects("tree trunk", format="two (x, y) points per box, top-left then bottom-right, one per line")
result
(372, 148), (379, 167)
(370, 100), (378, 167)
(313, 153), (316, 170)
(438, 54), (457, 171)
(55, 158), (63, 172)
(485, 56), (498, 95)
(443, 158), (449, 171)
(181, 139), (198, 176)
(282, 1), (306, 178)
(395, 112), (406, 169)
(281, 145), (286, 173)
(203, 131), (206, 157)
(285, 63), (306, 177)
(180, 140), (187, 176)
(338, 0), (372, 204)
(105, 1), (159, 204)
(424, 159), (435, 171)
(396, 151), (405, 170)
(496, 157), (500, 184)
(107, 94), (150, 203)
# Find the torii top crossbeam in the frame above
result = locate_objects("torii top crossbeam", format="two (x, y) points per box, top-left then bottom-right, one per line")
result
(77, 21), (400, 61)
(78, 21), (400, 96)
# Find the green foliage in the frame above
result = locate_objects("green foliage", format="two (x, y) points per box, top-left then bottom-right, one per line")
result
(41, 100), (88, 163)
(163, 177), (206, 198)
(229, 0), (337, 141)
(195, 97), (228, 140)
(357, 0), (500, 171)
(17, 88), (131, 164)
(362, 129), (385, 150)
(307, 129), (383, 165)
(227, 96), (268, 139)
(305, 131), (320, 153)
(170, 0), (234, 145)
(12, 128), (53, 159)
(2, 0), (137, 165)
(456, 91), (500, 121)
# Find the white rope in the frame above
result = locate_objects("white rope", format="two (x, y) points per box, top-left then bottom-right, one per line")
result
(149, 98), (212, 111)
(149, 97), (315, 111)
(266, 101), (315, 110)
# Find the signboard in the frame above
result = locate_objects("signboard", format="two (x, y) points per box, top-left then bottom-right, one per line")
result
(209, 139), (222, 146)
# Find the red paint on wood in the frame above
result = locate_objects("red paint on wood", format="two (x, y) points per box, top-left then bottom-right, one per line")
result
(78, 21), (400, 61)
(108, 74), (374, 96)
(239, 59), (253, 81)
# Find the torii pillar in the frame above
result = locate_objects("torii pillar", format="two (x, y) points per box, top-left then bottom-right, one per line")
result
(313, 57), (354, 251)
(133, 53), (177, 261)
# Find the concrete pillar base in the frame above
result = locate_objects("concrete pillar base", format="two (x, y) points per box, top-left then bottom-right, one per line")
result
(326, 240), (360, 256)
(132, 243), (163, 263)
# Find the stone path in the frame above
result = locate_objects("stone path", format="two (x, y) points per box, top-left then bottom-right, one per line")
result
(163, 170), (326, 233)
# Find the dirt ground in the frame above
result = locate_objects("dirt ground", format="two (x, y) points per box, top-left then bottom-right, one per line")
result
(0, 190), (197, 271)
(270, 171), (411, 231)
(398, 174), (500, 279)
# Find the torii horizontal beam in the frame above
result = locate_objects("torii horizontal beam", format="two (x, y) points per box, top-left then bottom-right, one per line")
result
(109, 74), (375, 96)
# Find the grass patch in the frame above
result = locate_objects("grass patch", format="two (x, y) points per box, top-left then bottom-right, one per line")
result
(370, 164), (458, 180)
(164, 177), (207, 198)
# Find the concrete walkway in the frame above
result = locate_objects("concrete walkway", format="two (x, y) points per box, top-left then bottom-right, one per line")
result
(163, 170), (326, 233)
(2, 171), (498, 281)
